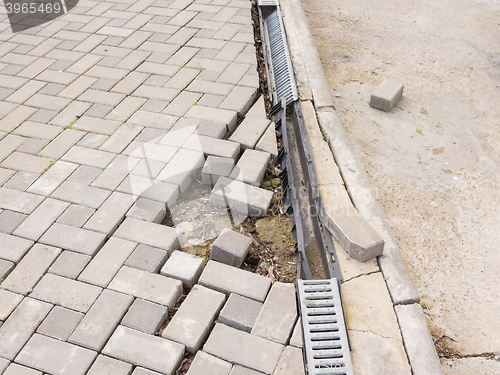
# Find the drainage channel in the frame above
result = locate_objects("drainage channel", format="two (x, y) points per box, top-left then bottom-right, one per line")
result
(257, 1), (354, 373)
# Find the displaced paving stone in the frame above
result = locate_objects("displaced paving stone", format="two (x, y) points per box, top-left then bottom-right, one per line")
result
(121, 298), (168, 335)
(3, 363), (42, 375)
(251, 282), (298, 345)
(228, 116), (270, 150)
(125, 244), (168, 273)
(114, 217), (179, 254)
(84, 192), (136, 235)
(219, 85), (258, 115)
(0, 211), (27, 235)
(86, 355), (133, 375)
(210, 177), (274, 217)
(0, 187), (44, 215)
(48, 251), (90, 279)
(156, 148), (205, 192)
(0, 259), (14, 280)
(160, 250), (204, 289)
(126, 198), (166, 224)
(218, 293), (262, 333)
(183, 134), (240, 161)
(186, 351), (232, 375)
(204, 323), (284, 374)
(162, 285), (225, 354)
(0, 232), (34, 264)
(36, 306), (83, 341)
(0, 298), (52, 360)
(211, 228), (252, 267)
(16, 334), (97, 375)
(30, 273), (102, 313)
(246, 96), (267, 119)
(103, 326), (185, 375)
(289, 318), (303, 348)
(199, 260), (271, 302)
(39, 223), (106, 256)
(0, 243), (61, 295)
(201, 156), (234, 186)
(69, 289), (133, 351)
(369, 79), (404, 112)
(229, 149), (269, 187)
(273, 346), (305, 375)
(0, 289), (23, 321)
(109, 266), (182, 308)
(184, 105), (238, 131)
(78, 237), (137, 288)
(256, 123), (278, 162)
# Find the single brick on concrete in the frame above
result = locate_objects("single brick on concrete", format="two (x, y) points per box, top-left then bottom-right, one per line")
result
(69, 289), (133, 351)
(251, 282), (298, 345)
(160, 250), (204, 289)
(125, 244), (168, 273)
(0, 289), (23, 321)
(0, 243), (61, 295)
(256, 123), (278, 162)
(36, 306), (83, 341)
(210, 177), (274, 217)
(228, 116), (270, 150)
(199, 260), (271, 302)
(0, 298), (52, 360)
(201, 156), (234, 186)
(274, 346), (305, 375)
(114, 217), (180, 255)
(0, 232), (34, 263)
(86, 355), (133, 375)
(109, 266), (182, 308)
(325, 205), (384, 262)
(103, 326), (185, 375)
(183, 134), (240, 161)
(186, 351), (232, 375)
(204, 323), (284, 374)
(218, 293), (262, 333)
(126, 198), (166, 224)
(369, 79), (404, 112)
(30, 273), (102, 313)
(289, 318), (303, 348)
(211, 228), (252, 267)
(3, 363), (42, 375)
(83, 192), (136, 235)
(16, 334), (97, 375)
(121, 298), (168, 335)
(48, 251), (90, 279)
(229, 149), (270, 187)
(0, 258), (14, 281)
(229, 366), (263, 375)
(39, 223), (106, 256)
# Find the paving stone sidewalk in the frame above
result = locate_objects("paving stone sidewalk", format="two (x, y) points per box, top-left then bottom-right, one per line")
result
(0, 0), (298, 374)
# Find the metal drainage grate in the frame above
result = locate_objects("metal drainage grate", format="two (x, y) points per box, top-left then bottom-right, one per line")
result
(298, 279), (354, 375)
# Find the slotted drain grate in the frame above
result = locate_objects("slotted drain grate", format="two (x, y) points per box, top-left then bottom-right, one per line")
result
(298, 279), (353, 375)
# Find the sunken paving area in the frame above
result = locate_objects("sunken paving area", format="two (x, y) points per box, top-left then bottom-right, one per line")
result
(0, 0), (300, 373)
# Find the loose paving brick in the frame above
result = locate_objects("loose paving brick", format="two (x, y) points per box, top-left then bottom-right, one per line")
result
(160, 250), (204, 289)
(229, 149), (270, 187)
(69, 289), (133, 351)
(103, 326), (185, 374)
(184, 105), (238, 131)
(228, 116), (271, 150)
(27, 161), (78, 196)
(162, 284), (225, 353)
(16, 334), (97, 375)
(0, 289), (23, 321)
(36, 306), (83, 341)
(0, 244), (60, 295)
(199, 260), (271, 302)
(211, 228), (252, 267)
(370, 79), (404, 112)
(0, 298), (52, 360)
(56, 205), (95, 228)
(3, 363), (42, 375)
(126, 198), (166, 223)
(183, 134), (240, 161)
(84, 192), (136, 235)
(251, 282), (298, 345)
(121, 298), (168, 334)
(117, 172), (179, 207)
(0, 232), (34, 264)
(156, 148), (205, 192)
(86, 355), (133, 375)
(186, 351), (232, 375)
(273, 346), (305, 375)
(219, 86), (257, 115)
(0, 211), (27, 235)
(218, 293), (262, 333)
(204, 323), (284, 374)
(39, 223), (106, 256)
(201, 156), (234, 186)
(289, 318), (303, 348)
(256, 123), (278, 162)
(0, 259), (14, 281)
(125, 244), (168, 273)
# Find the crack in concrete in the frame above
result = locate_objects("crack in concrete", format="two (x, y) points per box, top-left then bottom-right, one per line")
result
(341, 270), (381, 283)
(349, 328), (402, 343)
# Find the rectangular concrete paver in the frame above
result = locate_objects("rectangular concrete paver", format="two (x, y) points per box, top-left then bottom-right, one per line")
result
(273, 346), (305, 375)
(3, 363), (42, 375)
(0, 289), (23, 321)
(0, 187), (44, 215)
(186, 351), (232, 375)
(83, 192), (136, 235)
(86, 355), (133, 375)
(228, 116), (271, 150)
(39, 223), (106, 256)
(36, 306), (83, 341)
(51, 181), (112, 209)
(27, 161), (78, 196)
(0, 232), (34, 263)
(121, 298), (168, 335)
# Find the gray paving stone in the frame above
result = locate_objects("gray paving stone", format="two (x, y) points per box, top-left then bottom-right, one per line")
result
(0, 232), (34, 264)
(103, 326), (185, 374)
(78, 133), (108, 149)
(204, 323), (284, 374)
(219, 86), (258, 115)
(0, 358), (7, 374)
(69, 289), (133, 351)
(62, 145), (116, 169)
(39, 129), (86, 160)
(132, 368), (162, 375)
(201, 156), (234, 186)
(229, 149), (270, 187)
(39, 223), (106, 256)
(162, 284), (225, 354)
(125, 244), (168, 273)
(86, 355), (133, 375)
(0, 187), (44, 215)
(127, 110), (178, 131)
(27, 161), (78, 196)
(16, 138), (48, 155)
(210, 177), (274, 217)
(67, 165), (103, 185)
(0, 169), (15, 186)
(114, 217), (179, 254)
(211, 228), (252, 267)
(16, 334), (97, 375)
(273, 346), (305, 375)
(160, 250), (204, 289)
(228, 116), (271, 150)
(156, 148), (205, 192)
(117, 175), (179, 208)
(136, 128), (167, 144)
(56, 205), (95, 228)
(251, 282), (297, 345)
(48, 251), (90, 279)
(3, 363), (42, 375)
(121, 298), (168, 335)
(126, 198), (166, 224)
(218, 293), (262, 333)
(255, 123), (278, 162)
(0, 211), (27, 235)
(51, 181), (112, 209)
(100, 124), (143, 154)
(184, 105), (237, 132)
(0, 244), (60, 295)
(195, 120), (227, 139)
(158, 118), (200, 148)
(199, 260), (271, 302)
(92, 154), (141, 191)
(36, 306), (83, 341)
(30, 274), (102, 313)
(0, 259), (14, 281)
(0, 289), (23, 321)
(0, 298), (52, 360)
(122, 141), (179, 164)
(84, 192), (136, 235)
(3, 172), (38, 191)
(229, 366), (262, 375)
(370, 79), (404, 112)
(183, 134), (240, 161)
(289, 318), (303, 348)
(131, 159), (166, 178)
(186, 351), (232, 375)
(78, 237), (137, 288)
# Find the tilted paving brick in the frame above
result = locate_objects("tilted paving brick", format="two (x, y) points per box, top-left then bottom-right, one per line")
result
(69, 289), (133, 351)
(204, 323), (284, 374)
(183, 134), (240, 161)
(117, 175), (179, 207)
(160, 250), (204, 289)
(121, 298), (168, 335)
(211, 228), (252, 267)
(125, 244), (168, 273)
(127, 110), (179, 131)
(48, 250), (90, 279)
(289, 318), (303, 348)
(0, 211), (26, 235)
(0, 298), (52, 360)
(156, 148), (205, 192)
(84, 192), (136, 235)
(184, 105), (237, 132)
(39, 223), (106, 256)
(103, 326), (185, 375)
(0, 232), (34, 263)
(36, 306), (83, 341)
(126, 198), (166, 224)
(86, 355), (133, 375)
(78, 237), (137, 288)
(218, 293), (262, 333)
(229, 149), (270, 187)
(16, 334), (97, 375)
(3, 363), (42, 375)
(62, 145), (116, 169)
(38, 129), (86, 159)
(0, 289), (23, 321)
(229, 116), (271, 150)
(0, 259), (14, 281)
(27, 161), (78, 196)
(0, 243), (60, 295)
(51, 181), (111, 209)
(255, 123), (278, 162)
(201, 156), (234, 186)
(122, 141), (179, 163)
(199, 260), (271, 302)
(186, 351), (232, 375)
(219, 86), (257, 115)
(56, 205), (95, 228)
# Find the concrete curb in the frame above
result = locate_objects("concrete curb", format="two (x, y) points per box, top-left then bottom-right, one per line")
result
(279, 0), (442, 373)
